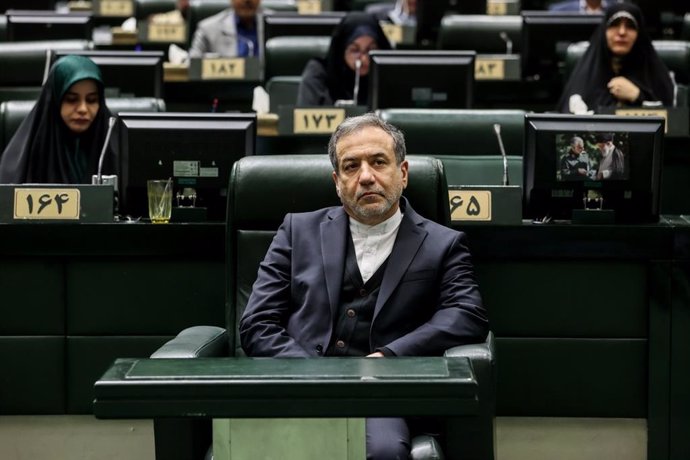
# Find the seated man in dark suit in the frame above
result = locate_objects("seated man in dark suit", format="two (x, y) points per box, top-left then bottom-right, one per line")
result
(239, 113), (488, 459)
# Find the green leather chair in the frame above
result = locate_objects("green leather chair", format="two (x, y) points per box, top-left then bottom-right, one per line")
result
(266, 75), (301, 111)
(264, 35), (330, 80)
(378, 108), (526, 157)
(438, 14), (522, 54)
(0, 97), (166, 153)
(682, 13), (690, 41)
(135, 0), (177, 19)
(0, 39), (91, 87)
(351, 0), (385, 10)
(152, 154), (496, 460)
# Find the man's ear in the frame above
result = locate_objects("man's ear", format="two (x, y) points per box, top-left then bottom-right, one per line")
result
(332, 171), (341, 197)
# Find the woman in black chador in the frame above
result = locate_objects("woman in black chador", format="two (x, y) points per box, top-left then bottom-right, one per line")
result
(296, 12), (391, 107)
(558, 3), (674, 113)
(0, 55), (115, 184)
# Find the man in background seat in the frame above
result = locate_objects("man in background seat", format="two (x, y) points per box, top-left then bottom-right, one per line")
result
(189, 0), (265, 58)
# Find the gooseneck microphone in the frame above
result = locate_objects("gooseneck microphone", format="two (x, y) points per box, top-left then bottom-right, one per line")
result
(493, 123), (509, 186)
(96, 117), (117, 185)
(669, 70), (678, 107)
(42, 49), (54, 85)
(353, 58), (362, 104)
(499, 32), (513, 55)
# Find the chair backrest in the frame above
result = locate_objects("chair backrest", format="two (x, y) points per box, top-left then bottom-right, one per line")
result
(351, 0), (385, 10)
(565, 40), (690, 84)
(263, 12), (344, 41)
(682, 13), (690, 41)
(225, 154), (450, 352)
(438, 14), (522, 53)
(265, 75), (301, 111)
(264, 35), (330, 80)
(378, 108), (526, 156)
(0, 97), (166, 153)
(135, 0), (176, 20)
(0, 39), (91, 86)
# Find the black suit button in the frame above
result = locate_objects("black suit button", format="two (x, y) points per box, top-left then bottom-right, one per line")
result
(346, 309), (356, 318)
(315, 345), (323, 354)
(336, 340), (345, 348)
(359, 288), (367, 297)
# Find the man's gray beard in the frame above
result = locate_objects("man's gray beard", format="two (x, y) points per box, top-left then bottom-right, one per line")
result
(345, 182), (403, 222)
(602, 143), (615, 157)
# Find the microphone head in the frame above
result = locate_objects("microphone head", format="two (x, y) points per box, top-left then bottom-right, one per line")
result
(493, 123), (501, 135)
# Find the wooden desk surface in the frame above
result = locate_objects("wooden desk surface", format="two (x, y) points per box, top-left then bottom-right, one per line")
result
(94, 356), (477, 419)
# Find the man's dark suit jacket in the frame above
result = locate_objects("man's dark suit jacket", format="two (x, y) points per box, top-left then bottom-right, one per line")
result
(239, 198), (488, 358)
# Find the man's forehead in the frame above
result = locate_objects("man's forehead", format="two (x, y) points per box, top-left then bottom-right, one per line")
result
(336, 126), (394, 156)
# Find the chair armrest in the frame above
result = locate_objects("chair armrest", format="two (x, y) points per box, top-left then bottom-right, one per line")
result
(444, 331), (495, 391)
(443, 331), (496, 460)
(151, 326), (228, 358)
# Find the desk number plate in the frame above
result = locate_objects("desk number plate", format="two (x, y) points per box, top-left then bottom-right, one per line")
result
(99, 0), (134, 16)
(486, 1), (508, 15)
(293, 108), (345, 134)
(14, 188), (81, 220)
(475, 58), (505, 80)
(449, 190), (492, 222)
(297, 0), (321, 14)
(615, 108), (668, 133)
(201, 58), (245, 80)
(381, 23), (403, 45)
(148, 23), (186, 43)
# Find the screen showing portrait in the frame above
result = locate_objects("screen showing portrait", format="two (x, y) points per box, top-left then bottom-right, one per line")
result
(524, 114), (664, 223)
(555, 132), (630, 182)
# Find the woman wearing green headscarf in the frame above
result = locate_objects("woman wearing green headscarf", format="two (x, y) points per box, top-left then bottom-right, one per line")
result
(0, 55), (115, 183)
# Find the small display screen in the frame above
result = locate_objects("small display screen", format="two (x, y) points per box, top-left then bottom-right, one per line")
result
(555, 132), (630, 182)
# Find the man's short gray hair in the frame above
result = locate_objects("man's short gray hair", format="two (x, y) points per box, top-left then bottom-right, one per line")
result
(327, 112), (406, 172)
(570, 136), (584, 147)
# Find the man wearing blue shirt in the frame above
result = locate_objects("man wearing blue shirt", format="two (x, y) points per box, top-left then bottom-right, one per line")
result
(189, 0), (263, 58)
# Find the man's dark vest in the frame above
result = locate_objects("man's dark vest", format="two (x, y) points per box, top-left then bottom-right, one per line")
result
(326, 234), (388, 357)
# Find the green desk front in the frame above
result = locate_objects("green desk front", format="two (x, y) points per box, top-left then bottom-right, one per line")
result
(0, 222), (226, 414)
(95, 356), (478, 460)
(94, 356), (477, 418)
(0, 220), (685, 459)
